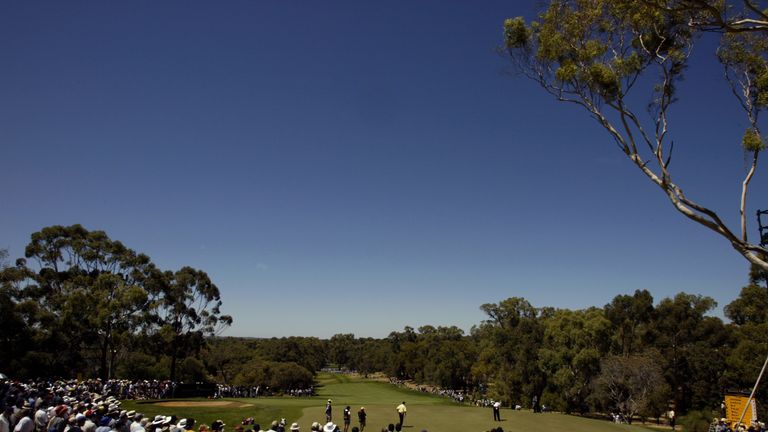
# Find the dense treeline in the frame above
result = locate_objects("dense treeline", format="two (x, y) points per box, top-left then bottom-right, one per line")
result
(197, 289), (767, 422)
(314, 288), (767, 422)
(2, 226), (767, 421)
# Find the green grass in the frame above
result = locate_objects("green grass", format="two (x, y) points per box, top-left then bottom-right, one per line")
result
(119, 374), (662, 432)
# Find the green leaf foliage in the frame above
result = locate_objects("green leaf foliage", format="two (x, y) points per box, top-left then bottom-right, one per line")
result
(504, 17), (531, 48)
(0, 225), (232, 380)
(742, 128), (765, 151)
(503, 0), (696, 103)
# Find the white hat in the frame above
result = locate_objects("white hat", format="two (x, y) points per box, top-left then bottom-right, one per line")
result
(178, 419), (189, 428)
(322, 422), (336, 432)
(290, 423), (300, 431)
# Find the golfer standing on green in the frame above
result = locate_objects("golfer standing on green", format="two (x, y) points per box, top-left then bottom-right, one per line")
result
(396, 402), (406, 428)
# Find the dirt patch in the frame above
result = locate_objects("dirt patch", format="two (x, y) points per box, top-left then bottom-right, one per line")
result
(154, 401), (253, 408)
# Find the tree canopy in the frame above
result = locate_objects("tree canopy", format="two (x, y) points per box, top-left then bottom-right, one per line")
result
(503, 0), (768, 272)
(0, 225), (232, 379)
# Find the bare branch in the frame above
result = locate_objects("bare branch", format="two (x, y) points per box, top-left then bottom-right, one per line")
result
(741, 151), (760, 241)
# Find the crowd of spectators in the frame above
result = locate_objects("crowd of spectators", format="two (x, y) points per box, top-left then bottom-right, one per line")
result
(0, 378), (180, 432)
(214, 386), (260, 399)
(388, 379), (480, 406)
(213, 387), (313, 399)
(709, 417), (766, 432)
(0, 379), (176, 404)
(100, 381), (175, 401)
(0, 379), (338, 432)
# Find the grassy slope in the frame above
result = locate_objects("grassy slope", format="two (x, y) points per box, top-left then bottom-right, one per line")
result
(120, 374), (659, 432)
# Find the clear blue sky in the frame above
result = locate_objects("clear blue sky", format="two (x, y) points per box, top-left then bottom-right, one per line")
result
(1, 1), (763, 338)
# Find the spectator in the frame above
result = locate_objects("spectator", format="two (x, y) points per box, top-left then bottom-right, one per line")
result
(69, 415), (86, 432)
(34, 403), (48, 432)
(130, 415), (144, 432)
(14, 404), (34, 432)
(1, 405), (15, 432)
(81, 412), (96, 432)
(178, 420), (194, 432)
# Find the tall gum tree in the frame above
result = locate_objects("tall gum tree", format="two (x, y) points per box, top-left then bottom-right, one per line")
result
(503, 0), (768, 272)
(154, 266), (232, 382)
(473, 297), (547, 407)
(20, 225), (158, 378)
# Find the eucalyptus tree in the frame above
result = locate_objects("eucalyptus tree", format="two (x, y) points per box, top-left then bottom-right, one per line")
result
(252, 336), (328, 372)
(643, 0), (768, 33)
(153, 266), (233, 382)
(415, 325), (475, 390)
(593, 353), (669, 422)
(0, 253), (33, 374)
(652, 293), (728, 412)
(472, 297), (546, 406)
(12, 224), (158, 378)
(233, 359), (314, 391)
(202, 337), (255, 383)
(538, 307), (611, 413)
(329, 333), (356, 368)
(725, 283), (768, 325)
(604, 290), (655, 356)
(723, 284), (768, 414)
(353, 337), (392, 376)
(387, 326), (418, 379)
(503, 0), (768, 272)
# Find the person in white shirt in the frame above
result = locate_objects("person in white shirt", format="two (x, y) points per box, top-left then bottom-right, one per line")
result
(14, 407), (33, 432)
(1, 406), (15, 432)
(34, 405), (48, 432)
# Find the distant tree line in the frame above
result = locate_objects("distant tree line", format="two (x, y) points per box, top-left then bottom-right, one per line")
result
(204, 280), (768, 419)
(201, 286), (768, 423)
(317, 286), (766, 423)
(2, 226), (768, 421)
